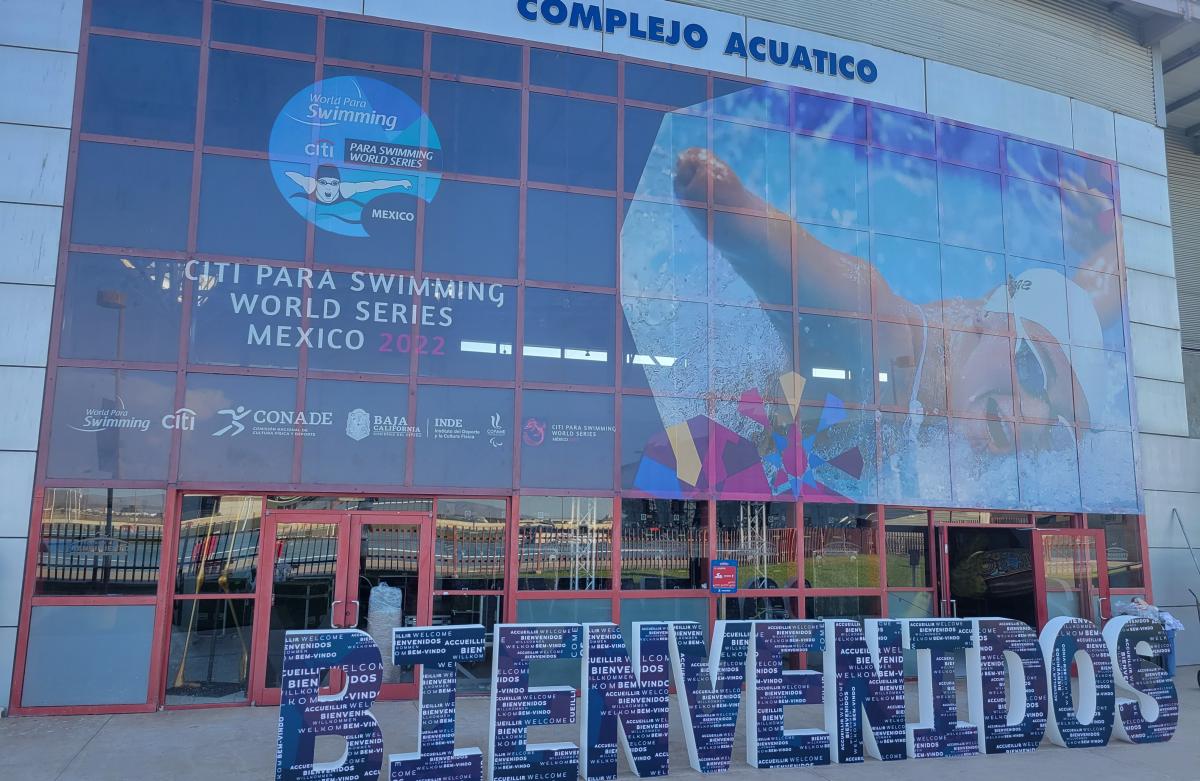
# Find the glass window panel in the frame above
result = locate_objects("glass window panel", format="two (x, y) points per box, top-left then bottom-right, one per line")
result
(527, 190), (616, 287)
(423, 180), (519, 277)
(1036, 514), (1076, 528)
(945, 330), (1014, 417)
(888, 590), (934, 618)
(1071, 347), (1131, 428)
(1005, 139), (1058, 185)
(879, 412), (951, 506)
(949, 416), (1020, 509)
(796, 224), (871, 314)
(884, 508), (929, 588)
(530, 49), (617, 95)
(722, 595), (799, 622)
(176, 495), (261, 595)
(211, 2), (315, 53)
(939, 124), (999, 170)
(299, 380), (410, 485)
(1008, 255), (1070, 344)
(940, 246), (1009, 333)
(432, 594), (503, 693)
(265, 522), (340, 689)
(429, 80), (520, 179)
(71, 142), (191, 251)
(518, 599), (613, 687)
(83, 36), (198, 143)
(622, 297), (708, 396)
(37, 488), (165, 596)
(417, 283), (517, 381)
(435, 499), (506, 590)
(620, 199), (708, 298)
(1069, 268), (1124, 350)
(1014, 337), (1076, 423)
(1062, 189), (1119, 274)
(872, 234), (942, 324)
(623, 108), (707, 199)
(520, 390), (615, 490)
(59, 254), (183, 363)
(625, 63), (706, 108)
(289, 271), (409, 376)
(793, 93), (866, 141)
(46, 368), (175, 481)
(712, 81), (789, 125)
(939, 163), (1004, 252)
(198, 154), (308, 261)
(178, 374), (297, 483)
(715, 502), (797, 589)
(620, 597), (709, 643)
(529, 94), (617, 189)
(187, 264), (298, 370)
(266, 496), (433, 512)
(877, 321), (946, 414)
(22, 605), (154, 707)
(1060, 152), (1113, 197)
(871, 107), (934, 156)
(620, 394), (708, 493)
(92, 0), (202, 36)
(204, 50), (313, 152)
(166, 598), (254, 704)
(1086, 514), (1143, 588)
(355, 521), (421, 688)
(518, 496), (614, 590)
(712, 305), (793, 398)
(523, 288), (615, 386)
(413, 385), (514, 488)
(431, 33), (521, 81)
(802, 503), (878, 588)
(713, 121), (790, 213)
(1017, 422), (1081, 511)
(709, 399), (799, 500)
(1078, 429), (1138, 513)
(799, 407), (878, 503)
(712, 212), (792, 305)
(792, 134), (869, 228)
(798, 313), (873, 404)
(325, 19), (423, 69)
(869, 148), (938, 241)
(620, 499), (708, 589)
(1004, 177), (1064, 262)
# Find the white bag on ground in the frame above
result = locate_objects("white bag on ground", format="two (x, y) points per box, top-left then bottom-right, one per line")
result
(366, 583), (405, 682)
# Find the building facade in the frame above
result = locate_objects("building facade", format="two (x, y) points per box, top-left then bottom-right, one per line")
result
(1, 0), (1197, 715)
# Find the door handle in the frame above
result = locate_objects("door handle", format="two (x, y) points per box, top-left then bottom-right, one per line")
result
(350, 600), (361, 628)
(949, 599), (958, 618)
(331, 599), (343, 628)
(1098, 596), (1110, 620)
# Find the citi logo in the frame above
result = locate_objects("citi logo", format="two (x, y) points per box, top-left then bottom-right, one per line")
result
(162, 407), (197, 431)
(304, 138), (336, 158)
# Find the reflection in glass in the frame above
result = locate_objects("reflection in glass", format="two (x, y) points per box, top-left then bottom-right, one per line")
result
(326, 18), (423, 69)
(869, 148), (938, 241)
(620, 499), (708, 589)
(1060, 152), (1114, 196)
(431, 33), (521, 81)
(879, 413), (951, 506)
(1005, 139), (1058, 185)
(265, 523), (339, 689)
(805, 595), (881, 619)
(429, 81), (520, 179)
(518, 496), (613, 590)
(939, 163), (1003, 251)
(37, 488), (165, 596)
(716, 502), (797, 588)
(794, 92), (867, 141)
(355, 522), (423, 684)
(83, 36), (199, 143)
(198, 153), (308, 261)
(423, 180), (520, 277)
(949, 417), (1020, 509)
(72, 143), (192, 252)
(211, 2), (316, 53)
(724, 595), (797, 622)
(166, 599), (253, 704)
(204, 50), (314, 152)
(300, 380), (410, 486)
(433, 594), (502, 693)
(530, 49), (617, 95)
(176, 495), (261, 595)
(1004, 178), (1064, 262)
(179, 374), (297, 484)
(871, 108), (935, 156)
(712, 81), (789, 125)
(1062, 189), (1118, 274)
(1087, 514), (1143, 588)
(435, 499), (506, 590)
(939, 124), (999, 170)
(885, 508), (929, 588)
(527, 191), (616, 287)
(803, 503), (878, 588)
(266, 496), (433, 512)
(624, 64), (706, 109)
(797, 314), (872, 403)
(523, 288), (615, 386)
(529, 94), (617, 190)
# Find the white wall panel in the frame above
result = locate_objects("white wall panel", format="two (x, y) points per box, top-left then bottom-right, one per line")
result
(0, 537), (27, 626)
(1139, 432), (1200, 493)
(1071, 100), (1115, 160)
(1118, 165), (1172, 227)
(0, 203), (62, 286)
(1115, 113), (1168, 176)
(0, 0), (82, 52)
(1144, 489), (1200, 548)
(0, 123), (69, 207)
(1130, 323), (1185, 382)
(1121, 215), (1176, 278)
(0, 627), (13, 714)
(1127, 270), (1182, 330)
(925, 60), (1072, 149)
(0, 285), (51, 367)
(0, 47), (75, 130)
(1147, 547), (1200, 607)
(0, 367), (45, 452)
(1134, 377), (1189, 436)
(0, 452), (34, 539)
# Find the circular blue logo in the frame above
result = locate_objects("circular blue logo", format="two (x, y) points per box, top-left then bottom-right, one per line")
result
(269, 76), (441, 238)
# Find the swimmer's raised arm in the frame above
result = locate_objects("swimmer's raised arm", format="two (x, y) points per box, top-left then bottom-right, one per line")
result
(285, 170), (317, 195)
(339, 178), (413, 197)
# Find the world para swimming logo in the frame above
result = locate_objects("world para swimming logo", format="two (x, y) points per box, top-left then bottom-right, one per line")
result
(269, 76), (442, 238)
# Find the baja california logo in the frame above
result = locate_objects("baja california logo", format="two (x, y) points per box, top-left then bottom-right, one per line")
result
(346, 408), (371, 441)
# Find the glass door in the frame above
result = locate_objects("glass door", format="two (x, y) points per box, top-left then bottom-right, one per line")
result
(936, 525), (1037, 628)
(1032, 529), (1110, 628)
(346, 514), (432, 701)
(252, 514), (346, 706)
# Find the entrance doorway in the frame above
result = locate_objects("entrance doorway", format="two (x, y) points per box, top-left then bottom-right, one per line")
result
(937, 525), (1110, 628)
(250, 510), (433, 705)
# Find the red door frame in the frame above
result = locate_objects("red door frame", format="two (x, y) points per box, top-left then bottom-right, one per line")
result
(250, 509), (434, 706)
(934, 521), (1039, 619)
(1032, 528), (1111, 628)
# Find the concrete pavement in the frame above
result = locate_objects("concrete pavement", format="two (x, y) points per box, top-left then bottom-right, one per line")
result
(2, 667), (1198, 781)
